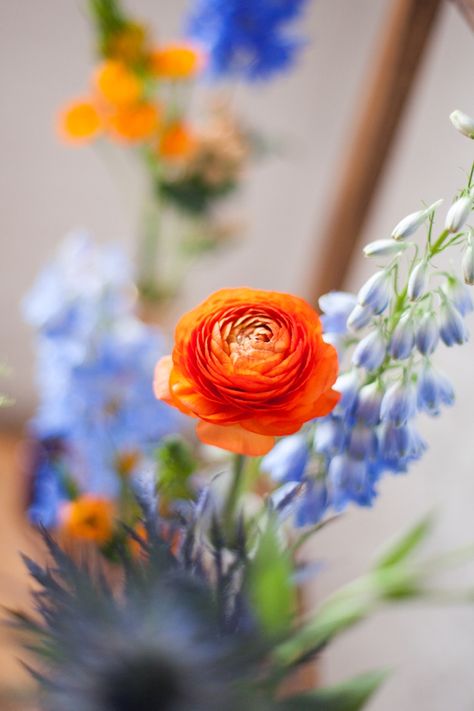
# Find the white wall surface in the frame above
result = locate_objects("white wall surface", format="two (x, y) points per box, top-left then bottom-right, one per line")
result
(1, 1), (474, 709)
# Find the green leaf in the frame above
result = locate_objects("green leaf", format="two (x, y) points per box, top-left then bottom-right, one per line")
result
(374, 514), (434, 570)
(246, 521), (295, 635)
(280, 670), (388, 711)
(156, 436), (197, 501)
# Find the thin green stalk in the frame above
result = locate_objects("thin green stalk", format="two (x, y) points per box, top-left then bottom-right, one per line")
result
(223, 454), (246, 527)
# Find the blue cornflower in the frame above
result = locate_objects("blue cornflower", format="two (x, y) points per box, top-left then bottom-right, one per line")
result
(186, 0), (309, 81)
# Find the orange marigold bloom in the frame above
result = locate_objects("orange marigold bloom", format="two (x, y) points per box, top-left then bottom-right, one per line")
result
(159, 121), (196, 160)
(154, 288), (340, 456)
(60, 496), (115, 545)
(58, 99), (102, 143)
(151, 43), (203, 80)
(94, 60), (143, 106)
(108, 102), (160, 142)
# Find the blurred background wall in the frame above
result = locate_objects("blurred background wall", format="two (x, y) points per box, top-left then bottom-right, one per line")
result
(1, 1), (474, 709)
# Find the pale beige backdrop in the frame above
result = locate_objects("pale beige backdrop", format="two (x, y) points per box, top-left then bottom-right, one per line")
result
(1, 1), (474, 709)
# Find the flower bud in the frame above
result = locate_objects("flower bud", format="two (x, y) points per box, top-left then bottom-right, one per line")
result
(348, 423), (378, 459)
(391, 200), (443, 241)
(356, 380), (384, 425)
(333, 370), (359, 413)
(439, 298), (469, 346)
(407, 261), (428, 300)
(450, 110), (474, 139)
(347, 303), (373, 331)
(462, 239), (474, 285)
(357, 270), (391, 314)
(441, 277), (474, 316)
(445, 194), (473, 233)
(417, 362), (455, 416)
(389, 313), (415, 360)
(319, 291), (357, 334)
(363, 239), (408, 258)
(295, 480), (328, 526)
(415, 312), (439, 355)
(328, 454), (373, 508)
(379, 422), (426, 461)
(261, 434), (309, 482)
(380, 380), (417, 427)
(314, 417), (345, 455)
(352, 330), (386, 371)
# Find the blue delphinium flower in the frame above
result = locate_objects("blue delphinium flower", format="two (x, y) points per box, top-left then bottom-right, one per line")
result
(186, 0), (309, 81)
(24, 233), (182, 523)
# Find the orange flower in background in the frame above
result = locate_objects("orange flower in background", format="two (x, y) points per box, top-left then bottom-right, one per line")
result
(154, 288), (340, 456)
(60, 496), (115, 544)
(94, 59), (143, 106)
(151, 43), (203, 80)
(108, 101), (160, 142)
(159, 121), (196, 160)
(59, 99), (102, 142)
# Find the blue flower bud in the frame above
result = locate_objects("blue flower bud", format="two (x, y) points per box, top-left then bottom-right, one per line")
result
(319, 291), (357, 335)
(391, 200), (442, 241)
(295, 479), (328, 526)
(439, 298), (469, 346)
(314, 417), (345, 455)
(407, 261), (428, 300)
(358, 270), (391, 314)
(441, 277), (474, 316)
(450, 110), (474, 139)
(352, 330), (386, 371)
(389, 313), (415, 360)
(334, 371), (360, 413)
(416, 363), (454, 415)
(379, 422), (426, 460)
(363, 239), (408, 258)
(261, 434), (309, 483)
(445, 194), (473, 233)
(356, 380), (383, 425)
(347, 303), (373, 331)
(415, 312), (439, 355)
(462, 237), (474, 285)
(348, 423), (378, 459)
(328, 454), (375, 508)
(380, 380), (417, 426)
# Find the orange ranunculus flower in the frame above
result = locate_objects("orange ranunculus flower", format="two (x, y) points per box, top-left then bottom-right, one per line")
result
(107, 101), (160, 142)
(60, 496), (115, 544)
(159, 121), (196, 160)
(151, 43), (204, 80)
(94, 60), (143, 106)
(154, 288), (340, 456)
(58, 99), (102, 142)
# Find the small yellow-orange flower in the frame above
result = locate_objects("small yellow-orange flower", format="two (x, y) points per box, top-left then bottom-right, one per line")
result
(107, 101), (160, 142)
(154, 288), (340, 456)
(94, 60), (143, 106)
(59, 99), (102, 143)
(159, 121), (196, 160)
(151, 43), (203, 80)
(60, 496), (115, 545)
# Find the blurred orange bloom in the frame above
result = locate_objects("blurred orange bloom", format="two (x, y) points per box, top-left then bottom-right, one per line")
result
(151, 43), (203, 80)
(59, 99), (102, 143)
(94, 60), (143, 106)
(60, 496), (115, 544)
(154, 288), (340, 456)
(108, 101), (160, 142)
(159, 121), (196, 160)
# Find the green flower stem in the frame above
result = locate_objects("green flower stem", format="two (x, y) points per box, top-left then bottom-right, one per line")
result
(429, 228), (451, 258)
(223, 454), (246, 529)
(137, 184), (162, 297)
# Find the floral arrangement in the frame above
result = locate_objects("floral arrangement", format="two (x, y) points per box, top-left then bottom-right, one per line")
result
(9, 1), (474, 708)
(58, 0), (309, 302)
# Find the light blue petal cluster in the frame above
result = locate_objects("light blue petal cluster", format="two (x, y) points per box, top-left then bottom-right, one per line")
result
(25, 233), (182, 526)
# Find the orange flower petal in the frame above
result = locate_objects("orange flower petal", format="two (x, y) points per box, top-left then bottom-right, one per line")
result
(151, 44), (204, 80)
(196, 421), (275, 456)
(94, 60), (142, 106)
(58, 100), (102, 143)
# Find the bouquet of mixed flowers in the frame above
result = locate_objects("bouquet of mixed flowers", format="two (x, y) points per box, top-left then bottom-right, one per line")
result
(9, 1), (474, 709)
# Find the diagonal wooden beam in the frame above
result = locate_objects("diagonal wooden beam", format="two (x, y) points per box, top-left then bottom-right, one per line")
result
(306, 0), (444, 303)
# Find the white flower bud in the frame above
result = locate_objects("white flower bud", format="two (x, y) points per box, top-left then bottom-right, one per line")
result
(462, 239), (474, 285)
(407, 260), (428, 300)
(363, 239), (408, 258)
(450, 110), (474, 139)
(357, 270), (390, 314)
(391, 200), (443, 241)
(445, 194), (473, 233)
